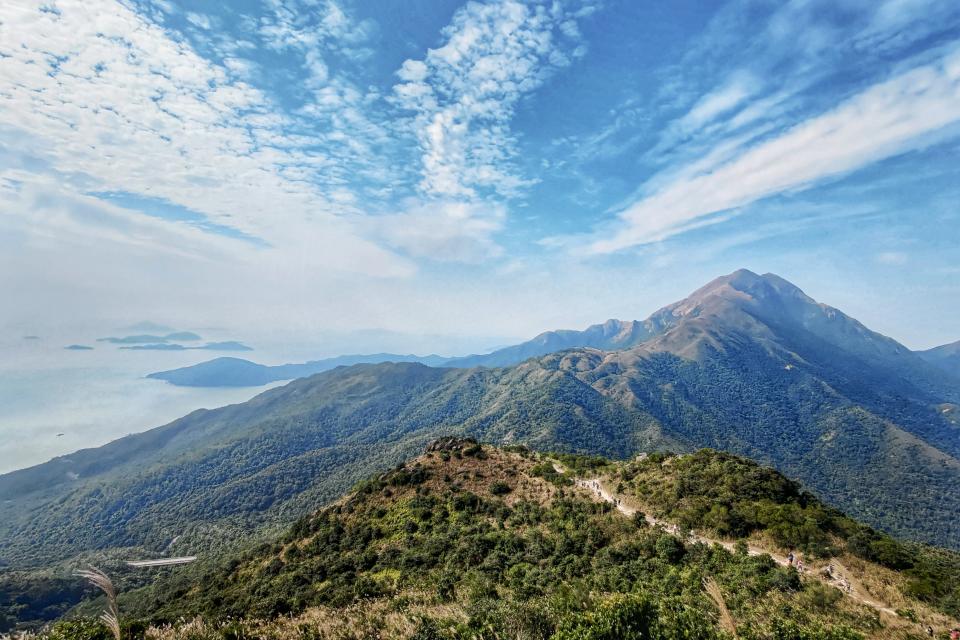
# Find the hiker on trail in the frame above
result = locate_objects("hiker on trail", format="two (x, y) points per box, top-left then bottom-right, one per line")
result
(925, 625), (933, 637)
(796, 558), (804, 573)
(950, 628), (959, 640)
(787, 551), (794, 566)
(827, 563), (834, 577)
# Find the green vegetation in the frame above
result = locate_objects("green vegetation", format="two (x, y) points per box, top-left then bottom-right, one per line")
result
(5, 272), (960, 632)
(618, 450), (960, 619)
(621, 450), (845, 554)
(34, 442), (958, 640)
(5, 330), (959, 585)
(0, 573), (86, 633)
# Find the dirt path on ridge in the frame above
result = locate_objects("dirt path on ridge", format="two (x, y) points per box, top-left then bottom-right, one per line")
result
(571, 475), (898, 618)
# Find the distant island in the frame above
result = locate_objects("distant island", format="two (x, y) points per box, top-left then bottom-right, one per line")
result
(96, 328), (251, 353)
(64, 345), (93, 351)
(97, 331), (202, 344)
(148, 353), (447, 386)
(122, 341), (252, 352)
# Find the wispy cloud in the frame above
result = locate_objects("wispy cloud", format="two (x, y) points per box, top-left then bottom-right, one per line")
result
(587, 45), (960, 252)
(559, 0), (959, 188)
(392, 0), (593, 200)
(371, 200), (506, 264)
(674, 73), (758, 135)
(0, 0), (408, 277)
(256, 0), (376, 87)
(876, 251), (909, 266)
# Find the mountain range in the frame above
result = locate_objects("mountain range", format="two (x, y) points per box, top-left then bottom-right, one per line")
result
(147, 279), (960, 388)
(1, 269), (957, 577)
(147, 353), (448, 386)
(144, 321), (658, 387)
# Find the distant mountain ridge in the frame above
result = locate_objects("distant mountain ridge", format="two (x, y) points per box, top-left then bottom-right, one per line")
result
(3, 269), (959, 572)
(146, 322), (655, 387)
(150, 269), (959, 389)
(442, 318), (660, 367)
(918, 339), (960, 379)
(147, 353), (448, 386)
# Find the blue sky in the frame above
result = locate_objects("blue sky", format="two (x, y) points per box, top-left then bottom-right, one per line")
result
(1, 0), (959, 350)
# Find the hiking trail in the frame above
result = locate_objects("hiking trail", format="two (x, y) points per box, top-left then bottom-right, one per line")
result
(561, 469), (899, 618)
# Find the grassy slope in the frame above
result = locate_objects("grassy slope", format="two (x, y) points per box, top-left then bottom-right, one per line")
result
(45, 442), (956, 640)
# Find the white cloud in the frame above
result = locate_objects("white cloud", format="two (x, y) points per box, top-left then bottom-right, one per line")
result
(185, 12), (211, 30)
(372, 200), (506, 263)
(374, 0), (596, 265)
(876, 251), (909, 265)
(677, 74), (758, 132)
(397, 59), (428, 83)
(587, 46), (960, 253)
(0, 0), (409, 278)
(257, 0), (374, 84)
(392, 0), (587, 200)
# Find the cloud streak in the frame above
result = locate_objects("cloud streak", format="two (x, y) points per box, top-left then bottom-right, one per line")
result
(588, 46), (960, 253)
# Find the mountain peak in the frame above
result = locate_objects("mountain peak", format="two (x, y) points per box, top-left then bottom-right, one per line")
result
(685, 269), (812, 307)
(722, 266), (764, 284)
(635, 268), (929, 369)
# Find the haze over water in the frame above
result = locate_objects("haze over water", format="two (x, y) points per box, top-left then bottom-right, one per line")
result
(0, 328), (507, 474)
(0, 334), (284, 474)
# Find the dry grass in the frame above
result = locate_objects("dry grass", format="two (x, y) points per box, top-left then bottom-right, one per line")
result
(144, 595), (466, 640)
(833, 554), (960, 637)
(704, 577), (738, 639)
(74, 565), (121, 640)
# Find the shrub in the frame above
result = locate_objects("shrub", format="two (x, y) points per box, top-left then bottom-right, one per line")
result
(490, 481), (512, 496)
(552, 594), (658, 640)
(552, 594), (719, 640)
(804, 582), (843, 611)
(654, 535), (685, 563)
(45, 619), (113, 640)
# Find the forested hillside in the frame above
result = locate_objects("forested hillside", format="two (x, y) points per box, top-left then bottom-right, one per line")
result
(147, 353), (449, 387)
(2, 271), (958, 574)
(4, 270), (960, 632)
(44, 442), (960, 639)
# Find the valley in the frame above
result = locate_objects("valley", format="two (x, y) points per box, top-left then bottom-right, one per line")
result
(3, 270), (959, 636)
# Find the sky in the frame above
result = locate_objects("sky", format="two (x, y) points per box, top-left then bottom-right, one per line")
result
(1, 0), (959, 351)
